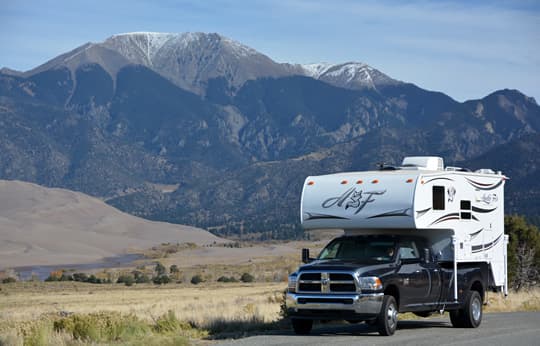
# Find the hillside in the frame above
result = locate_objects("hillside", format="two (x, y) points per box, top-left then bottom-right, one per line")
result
(0, 32), (538, 239)
(0, 180), (225, 268)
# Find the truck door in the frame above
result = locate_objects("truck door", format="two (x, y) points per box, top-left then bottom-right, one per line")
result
(397, 240), (432, 310)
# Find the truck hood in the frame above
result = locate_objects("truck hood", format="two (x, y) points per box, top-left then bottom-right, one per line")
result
(299, 260), (395, 276)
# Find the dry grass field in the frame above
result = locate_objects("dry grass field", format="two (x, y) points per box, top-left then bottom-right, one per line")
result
(1, 279), (539, 346)
(0, 228), (538, 345)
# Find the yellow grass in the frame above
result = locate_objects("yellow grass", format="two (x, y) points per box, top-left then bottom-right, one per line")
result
(0, 282), (284, 327)
(485, 288), (540, 312)
(1, 281), (539, 345)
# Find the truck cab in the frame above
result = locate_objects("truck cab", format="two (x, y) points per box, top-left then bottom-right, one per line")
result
(287, 234), (488, 335)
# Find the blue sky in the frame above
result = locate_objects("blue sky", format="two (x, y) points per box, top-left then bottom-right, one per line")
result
(1, 0), (538, 101)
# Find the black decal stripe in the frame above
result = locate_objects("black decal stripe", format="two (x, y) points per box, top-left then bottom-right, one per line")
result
(472, 215), (479, 221)
(304, 212), (350, 221)
(429, 213), (460, 226)
(465, 178), (493, 186)
(367, 208), (412, 219)
(423, 177), (455, 184)
(469, 229), (483, 238)
(416, 207), (431, 218)
(472, 234), (503, 253)
(472, 206), (497, 213)
(465, 178), (504, 191)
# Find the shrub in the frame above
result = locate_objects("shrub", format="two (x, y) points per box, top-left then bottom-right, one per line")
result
(170, 265), (179, 274)
(87, 275), (102, 284)
(153, 275), (171, 285)
(117, 274), (135, 286)
(155, 262), (166, 276)
(73, 273), (88, 282)
(217, 276), (238, 283)
(60, 273), (74, 281)
(2, 277), (16, 284)
(240, 273), (255, 283)
(53, 312), (149, 342)
(133, 272), (151, 284)
(190, 275), (203, 285)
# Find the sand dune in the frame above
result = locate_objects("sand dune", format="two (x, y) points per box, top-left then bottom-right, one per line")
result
(0, 180), (226, 268)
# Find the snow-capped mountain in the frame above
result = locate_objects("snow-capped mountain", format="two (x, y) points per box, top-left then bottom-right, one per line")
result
(1, 32), (539, 240)
(301, 62), (399, 90)
(24, 32), (303, 95)
(22, 32), (397, 95)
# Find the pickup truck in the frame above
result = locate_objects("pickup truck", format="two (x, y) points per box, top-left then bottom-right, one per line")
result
(286, 234), (488, 336)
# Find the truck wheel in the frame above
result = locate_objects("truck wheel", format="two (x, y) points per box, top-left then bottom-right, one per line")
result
(377, 295), (398, 336)
(291, 319), (313, 334)
(450, 290), (482, 328)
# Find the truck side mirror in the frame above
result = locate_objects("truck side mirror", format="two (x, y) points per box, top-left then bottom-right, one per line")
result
(302, 248), (311, 263)
(423, 248), (431, 263)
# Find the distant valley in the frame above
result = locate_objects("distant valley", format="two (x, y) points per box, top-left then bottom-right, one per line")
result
(0, 32), (538, 239)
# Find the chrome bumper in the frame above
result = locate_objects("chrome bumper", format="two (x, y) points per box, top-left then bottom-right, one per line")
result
(286, 292), (384, 315)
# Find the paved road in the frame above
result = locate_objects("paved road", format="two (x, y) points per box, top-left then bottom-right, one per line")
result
(216, 312), (540, 346)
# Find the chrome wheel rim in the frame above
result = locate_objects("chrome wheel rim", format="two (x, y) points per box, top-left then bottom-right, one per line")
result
(387, 302), (398, 329)
(472, 296), (481, 321)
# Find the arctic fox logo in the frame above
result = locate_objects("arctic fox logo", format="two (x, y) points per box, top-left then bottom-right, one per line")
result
(322, 188), (386, 214)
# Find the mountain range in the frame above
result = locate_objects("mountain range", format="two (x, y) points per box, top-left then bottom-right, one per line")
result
(1, 32), (538, 239)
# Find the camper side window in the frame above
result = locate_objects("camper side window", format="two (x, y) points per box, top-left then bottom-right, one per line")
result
(433, 186), (445, 210)
(461, 200), (471, 220)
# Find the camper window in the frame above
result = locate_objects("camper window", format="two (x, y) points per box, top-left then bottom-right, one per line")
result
(433, 186), (445, 210)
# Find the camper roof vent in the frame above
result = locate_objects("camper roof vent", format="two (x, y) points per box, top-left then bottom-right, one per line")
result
(475, 168), (496, 175)
(401, 156), (444, 171)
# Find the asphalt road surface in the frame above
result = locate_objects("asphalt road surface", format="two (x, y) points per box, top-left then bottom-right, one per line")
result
(216, 312), (540, 346)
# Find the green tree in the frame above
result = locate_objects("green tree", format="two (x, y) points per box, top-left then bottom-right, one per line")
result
(240, 273), (255, 283)
(190, 275), (203, 285)
(155, 262), (166, 276)
(505, 215), (540, 291)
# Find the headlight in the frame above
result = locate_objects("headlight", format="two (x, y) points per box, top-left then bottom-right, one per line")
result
(288, 273), (298, 293)
(359, 276), (383, 291)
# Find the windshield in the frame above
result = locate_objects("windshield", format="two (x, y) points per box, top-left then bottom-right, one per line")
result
(318, 237), (396, 263)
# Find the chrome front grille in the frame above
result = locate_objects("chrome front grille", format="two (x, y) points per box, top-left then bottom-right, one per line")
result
(297, 272), (357, 293)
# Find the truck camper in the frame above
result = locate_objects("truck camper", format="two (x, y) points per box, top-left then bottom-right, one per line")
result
(287, 156), (508, 336)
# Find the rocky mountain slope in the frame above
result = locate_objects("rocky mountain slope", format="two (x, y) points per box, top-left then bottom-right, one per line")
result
(1, 32), (538, 239)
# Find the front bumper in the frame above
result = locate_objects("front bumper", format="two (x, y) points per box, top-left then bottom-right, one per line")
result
(286, 292), (384, 320)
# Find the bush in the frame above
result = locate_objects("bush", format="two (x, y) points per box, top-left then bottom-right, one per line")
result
(60, 273), (74, 281)
(155, 262), (166, 276)
(87, 275), (102, 284)
(154, 310), (190, 333)
(153, 275), (171, 285)
(2, 277), (16, 284)
(73, 272), (88, 282)
(170, 265), (179, 274)
(117, 274), (135, 286)
(217, 276), (238, 283)
(240, 273), (255, 283)
(133, 271), (151, 284)
(53, 312), (149, 342)
(190, 275), (203, 285)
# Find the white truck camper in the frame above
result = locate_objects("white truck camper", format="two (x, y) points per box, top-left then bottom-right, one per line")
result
(287, 156), (508, 335)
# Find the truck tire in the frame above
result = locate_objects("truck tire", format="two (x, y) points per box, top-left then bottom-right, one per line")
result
(377, 295), (398, 336)
(450, 290), (482, 328)
(291, 319), (313, 334)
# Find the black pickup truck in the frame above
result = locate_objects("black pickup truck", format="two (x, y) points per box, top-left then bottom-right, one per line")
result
(286, 234), (488, 336)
